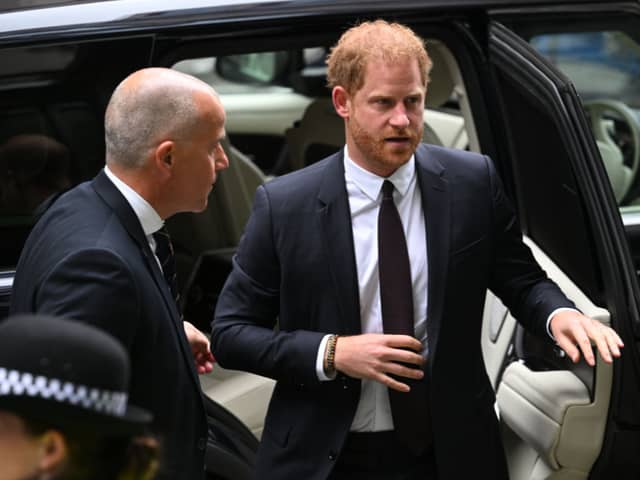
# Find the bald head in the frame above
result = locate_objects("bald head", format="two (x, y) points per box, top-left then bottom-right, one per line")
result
(105, 67), (222, 169)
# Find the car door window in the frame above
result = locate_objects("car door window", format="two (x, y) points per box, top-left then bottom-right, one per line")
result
(485, 23), (629, 480)
(531, 31), (640, 207)
(529, 29), (640, 287)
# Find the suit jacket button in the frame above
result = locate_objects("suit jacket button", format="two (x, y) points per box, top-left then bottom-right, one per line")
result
(328, 451), (336, 461)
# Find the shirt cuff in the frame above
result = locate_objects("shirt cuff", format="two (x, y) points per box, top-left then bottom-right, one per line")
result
(316, 334), (336, 381)
(546, 307), (580, 339)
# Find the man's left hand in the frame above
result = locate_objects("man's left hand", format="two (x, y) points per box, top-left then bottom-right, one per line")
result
(550, 310), (623, 366)
(183, 321), (215, 374)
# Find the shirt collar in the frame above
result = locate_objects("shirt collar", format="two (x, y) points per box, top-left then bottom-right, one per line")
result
(343, 146), (416, 201)
(103, 165), (163, 236)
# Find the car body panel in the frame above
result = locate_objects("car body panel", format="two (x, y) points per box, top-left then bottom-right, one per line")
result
(0, 0), (613, 43)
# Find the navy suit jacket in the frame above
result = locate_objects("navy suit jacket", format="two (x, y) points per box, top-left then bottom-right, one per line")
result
(11, 171), (208, 479)
(212, 144), (574, 479)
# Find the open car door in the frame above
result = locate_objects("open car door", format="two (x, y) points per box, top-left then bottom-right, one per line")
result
(479, 11), (640, 479)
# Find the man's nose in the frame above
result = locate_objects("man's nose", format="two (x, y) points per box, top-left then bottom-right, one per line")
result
(389, 105), (410, 129)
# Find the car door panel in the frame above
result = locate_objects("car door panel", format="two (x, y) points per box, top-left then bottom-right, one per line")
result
(201, 366), (275, 439)
(496, 238), (612, 479)
(480, 16), (640, 479)
(481, 292), (515, 389)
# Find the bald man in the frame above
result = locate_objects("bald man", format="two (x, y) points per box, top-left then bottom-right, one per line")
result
(11, 68), (229, 479)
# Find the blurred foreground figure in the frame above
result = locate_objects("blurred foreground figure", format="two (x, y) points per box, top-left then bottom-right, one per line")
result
(0, 314), (157, 480)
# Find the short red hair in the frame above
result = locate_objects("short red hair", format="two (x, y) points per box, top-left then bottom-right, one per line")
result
(326, 20), (432, 94)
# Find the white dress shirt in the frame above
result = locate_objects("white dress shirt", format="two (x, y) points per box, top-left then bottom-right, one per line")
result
(103, 165), (164, 263)
(315, 147), (428, 432)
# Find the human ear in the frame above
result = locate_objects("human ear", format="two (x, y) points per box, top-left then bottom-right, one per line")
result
(332, 86), (351, 119)
(37, 430), (68, 475)
(154, 141), (175, 170)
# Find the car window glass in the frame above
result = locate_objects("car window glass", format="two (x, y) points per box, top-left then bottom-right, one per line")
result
(531, 31), (640, 209)
(0, 36), (151, 270)
(531, 32), (640, 106)
(491, 62), (603, 301)
(0, 44), (77, 78)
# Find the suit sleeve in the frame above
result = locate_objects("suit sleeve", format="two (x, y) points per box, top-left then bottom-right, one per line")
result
(211, 185), (324, 386)
(485, 156), (575, 337)
(34, 248), (141, 350)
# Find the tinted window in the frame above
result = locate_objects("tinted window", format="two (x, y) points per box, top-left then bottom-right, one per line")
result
(531, 31), (640, 207)
(532, 31), (640, 107)
(0, 37), (151, 269)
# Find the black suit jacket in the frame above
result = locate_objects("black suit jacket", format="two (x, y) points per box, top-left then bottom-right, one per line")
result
(11, 171), (207, 479)
(212, 145), (574, 479)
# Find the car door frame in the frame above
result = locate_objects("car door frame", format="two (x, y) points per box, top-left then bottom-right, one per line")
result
(476, 9), (640, 477)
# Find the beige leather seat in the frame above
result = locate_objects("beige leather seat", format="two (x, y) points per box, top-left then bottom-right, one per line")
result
(284, 41), (456, 172)
(284, 98), (343, 171)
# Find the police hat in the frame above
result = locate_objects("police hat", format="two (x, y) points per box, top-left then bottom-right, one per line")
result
(0, 314), (152, 434)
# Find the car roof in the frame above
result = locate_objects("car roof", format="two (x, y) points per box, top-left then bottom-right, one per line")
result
(0, 0), (609, 43)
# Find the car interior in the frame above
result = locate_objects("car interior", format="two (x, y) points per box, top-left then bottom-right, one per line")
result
(0, 9), (639, 479)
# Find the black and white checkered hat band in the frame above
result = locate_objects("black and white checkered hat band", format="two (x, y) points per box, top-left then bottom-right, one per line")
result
(0, 367), (127, 417)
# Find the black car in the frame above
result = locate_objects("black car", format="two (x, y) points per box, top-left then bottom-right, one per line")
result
(1, 0), (640, 478)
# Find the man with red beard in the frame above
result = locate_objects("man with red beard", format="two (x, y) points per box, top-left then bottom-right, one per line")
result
(212, 21), (622, 480)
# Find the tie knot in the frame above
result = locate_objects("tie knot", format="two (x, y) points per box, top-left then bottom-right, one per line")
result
(381, 180), (395, 200)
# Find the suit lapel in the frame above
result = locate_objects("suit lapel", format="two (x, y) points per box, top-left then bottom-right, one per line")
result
(415, 145), (450, 371)
(317, 152), (361, 335)
(92, 171), (169, 297)
(92, 171), (154, 257)
(91, 171), (200, 386)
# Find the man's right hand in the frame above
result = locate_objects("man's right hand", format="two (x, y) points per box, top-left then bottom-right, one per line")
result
(334, 333), (425, 392)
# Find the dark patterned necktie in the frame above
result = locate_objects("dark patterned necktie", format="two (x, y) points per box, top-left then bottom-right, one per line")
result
(378, 180), (432, 455)
(153, 226), (180, 307)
